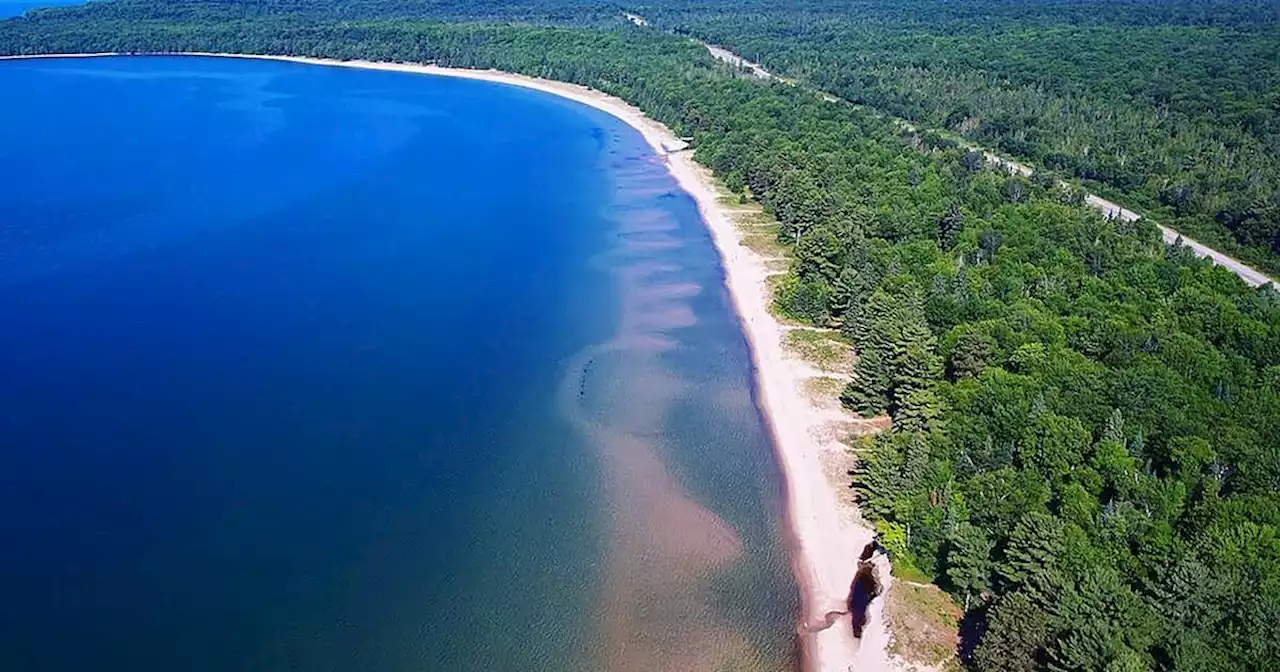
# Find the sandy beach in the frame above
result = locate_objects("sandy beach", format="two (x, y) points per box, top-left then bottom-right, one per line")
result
(0, 52), (892, 671)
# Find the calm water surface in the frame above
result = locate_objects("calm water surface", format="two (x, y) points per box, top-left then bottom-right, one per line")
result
(0, 56), (797, 671)
(0, 0), (85, 17)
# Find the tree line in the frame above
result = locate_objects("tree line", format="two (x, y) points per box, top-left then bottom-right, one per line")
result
(1, 1), (1278, 669)
(636, 0), (1280, 277)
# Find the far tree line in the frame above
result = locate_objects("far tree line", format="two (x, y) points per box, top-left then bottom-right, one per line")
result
(2, 1), (1277, 669)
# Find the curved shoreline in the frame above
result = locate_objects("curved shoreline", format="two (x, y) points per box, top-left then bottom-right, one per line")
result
(0, 52), (889, 671)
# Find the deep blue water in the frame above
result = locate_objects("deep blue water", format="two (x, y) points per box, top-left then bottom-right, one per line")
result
(0, 56), (797, 671)
(0, 0), (85, 18)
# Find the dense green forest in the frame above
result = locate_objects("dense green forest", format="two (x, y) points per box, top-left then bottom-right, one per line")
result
(2, 1), (1278, 670)
(634, 0), (1280, 276)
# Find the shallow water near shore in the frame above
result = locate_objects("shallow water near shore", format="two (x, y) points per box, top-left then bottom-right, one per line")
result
(0, 56), (798, 670)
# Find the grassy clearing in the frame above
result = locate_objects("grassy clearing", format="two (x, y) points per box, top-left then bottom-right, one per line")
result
(763, 258), (791, 275)
(716, 190), (763, 208)
(885, 581), (964, 671)
(733, 210), (775, 227)
(803, 376), (845, 403)
(737, 223), (788, 259)
(784, 328), (854, 372)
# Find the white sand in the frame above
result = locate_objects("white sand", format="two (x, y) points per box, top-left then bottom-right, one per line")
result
(0, 52), (893, 671)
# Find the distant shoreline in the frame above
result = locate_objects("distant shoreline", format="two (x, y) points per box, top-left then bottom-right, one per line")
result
(0, 52), (890, 671)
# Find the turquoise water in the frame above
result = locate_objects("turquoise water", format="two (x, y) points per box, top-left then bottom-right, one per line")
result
(0, 56), (797, 670)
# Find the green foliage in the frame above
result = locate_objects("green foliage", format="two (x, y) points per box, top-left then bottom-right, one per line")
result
(998, 513), (1066, 593)
(782, 277), (830, 326)
(944, 522), (993, 605)
(842, 347), (890, 417)
(937, 204), (963, 252)
(975, 591), (1053, 672)
(644, 0), (1280, 274)
(948, 329), (995, 380)
(876, 519), (909, 560)
(4, 1), (1278, 668)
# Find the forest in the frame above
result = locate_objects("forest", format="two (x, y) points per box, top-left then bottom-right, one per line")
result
(634, 0), (1280, 276)
(1, 1), (1278, 670)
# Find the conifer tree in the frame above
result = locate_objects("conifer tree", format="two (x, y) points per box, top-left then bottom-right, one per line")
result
(843, 347), (891, 417)
(1102, 408), (1125, 445)
(898, 431), (932, 492)
(999, 512), (1066, 591)
(851, 433), (904, 518)
(945, 521), (993, 608)
(891, 320), (942, 413)
(938, 204), (964, 251)
(974, 591), (1053, 672)
(950, 329), (994, 380)
(828, 265), (863, 322)
(1047, 624), (1114, 672)
(851, 289), (898, 355)
(895, 387), (945, 433)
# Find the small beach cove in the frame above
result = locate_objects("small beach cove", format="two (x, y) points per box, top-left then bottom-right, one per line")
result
(0, 53), (887, 671)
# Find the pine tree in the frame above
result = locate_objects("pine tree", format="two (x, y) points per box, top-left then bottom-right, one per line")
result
(851, 433), (904, 518)
(1048, 624), (1115, 672)
(787, 278), (830, 326)
(945, 521), (993, 608)
(1148, 554), (1217, 629)
(974, 591), (1052, 672)
(895, 386), (945, 433)
(978, 230), (1004, 262)
(843, 347), (891, 417)
(937, 204), (964, 251)
(899, 431), (932, 492)
(796, 225), (846, 283)
(1103, 647), (1150, 672)
(999, 512), (1066, 591)
(1102, 408), (1125, 445)
(950, 329), (994, 380)
(828, 266), (863, 323)
(891, 320), (942, 410)
(851, 289), (898, 354)
(962, 150), (985, 172)
(1128, 429), (1145, 460)
(771, 170), (828, 245)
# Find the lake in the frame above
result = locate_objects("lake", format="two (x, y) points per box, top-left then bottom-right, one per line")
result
(0, 55), (797, 670)
(0, 0), (86, 18)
